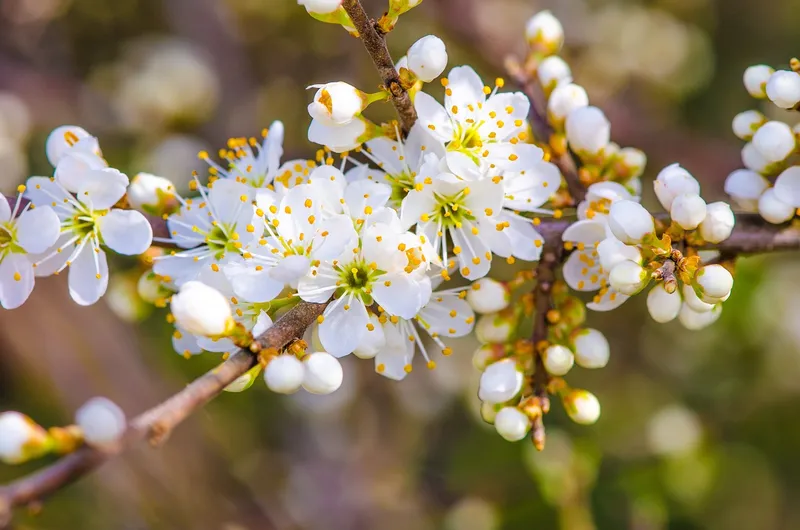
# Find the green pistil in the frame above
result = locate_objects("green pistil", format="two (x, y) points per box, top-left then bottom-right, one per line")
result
(431, 191), (475, 229)
(385, 171), (416, 207)
(335, 259), (382, 304)
(0, 223), (23, 255)
(205, 224), (241, 259)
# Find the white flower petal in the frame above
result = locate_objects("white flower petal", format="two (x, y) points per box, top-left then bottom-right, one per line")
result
(223, 261), (284, 303)
(372, 272), (424, 319)
(445, 65), (486, 119)
(481, 92), (529, 141)
(413, 92), (453, 142)
(76, 168), (129, 210)
(15, 206), (61, 254)
(68, 244), (108, 306)
(419, 292), (474, 337)
(319, 299), (368, 356)
(98, 209), (153, 255)
(375, 322), (415, 380)
(0, 254), (34, 309)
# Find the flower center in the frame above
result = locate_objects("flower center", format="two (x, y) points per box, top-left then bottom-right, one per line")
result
(65, 212), (101, 241)
(448, 122), (485, 154)
(428, 190), (474, 229)
(335, 259), (380, 303)
(0, 223), (20, 254)
(385, 170), (416, 207)
(205, 224), (242, 258)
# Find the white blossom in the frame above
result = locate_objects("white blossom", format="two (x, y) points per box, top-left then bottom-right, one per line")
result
(742, 65), (774, 99)
(758, 187), (795, 224)
(542, 344), (574, 376)
(308, 116), (376, 153)
(751, 121), (796, 163)
(525, 10), (564, 54)
(670, 193), (707, 230)
(681, 283), (715, 313)
(297, 0), (342, 15)
(765, 70), (800, 109)
(646, 283), (682, 323)
(264, 355), (305, 394)
(75, 397), (126, 447)
(475, 312), (514, 343)
(127, 172), (175, 213)
(678, 303), (721, 330)
(741, 142), (771, 174)
(537, 56), (571, 92)
(0, 412), (49, 464)
(308, 82), (367, 125)
(693, 264), (733, 304)
(45, 125), (100, 167)
(170, 281), (235, 337)
(466, 278), (510, 314)
(572, 328), (610, 368)
(302, 352), (344, 394)
(472, 343), (504, 371)
(407, 35), (448, 83)
(654, 163), (700, 212)
(353, 314), (385, 359)
(731, 110), (766, 141)
(698, 202), (735, 243)
(478, 358), (523, 404)
(608, 260), (648, 296)
(563, 389), (601, 425)
(773, 165), (800, 207)
(565, 106), (610, 155)
(494, 407), (531, 442)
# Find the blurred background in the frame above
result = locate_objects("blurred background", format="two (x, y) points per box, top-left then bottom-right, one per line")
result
(1, 0), (799, 528)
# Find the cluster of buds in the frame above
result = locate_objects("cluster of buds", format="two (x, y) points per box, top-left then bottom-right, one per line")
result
(726, 60), (800, 223)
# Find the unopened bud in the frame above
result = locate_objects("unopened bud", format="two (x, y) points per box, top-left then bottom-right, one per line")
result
(472, 343), (506, 371)
(302, 352), (343, 394)
(537, 56), (571, 93)
(646, 283), (682, 323)
(654, 163), (700, 211)
(766, 70), (800, 109)
(475, 312), (515, 344)
(75, 397), (126, 447)
(608, 260), (648, 296)
(752, 121), (796, 163)
(607, 200), (655, 244)
(406, 35), (448, 83)
(724, 168), (769, 212)
(128, 172), (176, 213)
(670, 193), (707, 231)
(525, 10), (564, 55)
(774, 166), (800, 207)
(225, 365), (263, 393)
(46, 125), (100, 167)
(467, 278), (510, 314)
(743, 64), (774, 99)
(571, 328), (610, 369)
(308, 82), (367, 125)
(758, 187), (795, 224)
(732, 110), (766, 141)
(265, 355), (305, 394)
(693, 264), (733, 304)
(563, 389), (601, 425)
(478, 358), (523, 404)
(698, 202), (735, 243)
(494, 407), (532, 442)
(542, 344), (574, 376)
(565, 106), (610, 156)
(547, 81), (588, 124)
(678, 303), (722, 330)
(597, 237), (641, 272)
(0, 412), (49, 464)
(170, 281), (235, 337)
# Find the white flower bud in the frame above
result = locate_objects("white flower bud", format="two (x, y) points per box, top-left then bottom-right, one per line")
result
(608, 260), (649, 296)
(752, 121), (796, 163)
(297, 0), (342, 15)
(743, 65), (774, 98)
(563, 389), (601, 425)
(302, 352), (343, 395)
(137, 270), (170, 304)
(473, 343), (505, 371)
(681, 283), (715, 313)
(127, 172), (175, 211)
(565, 106), (610, 155)
(773, 165), (800, 207)
(494, 407), (532, 442)
(542, 344), (574, 376)
(571, 328), (610, 369)
(467, 278), (510, 314)
(646, 283), (682, 323)
(46, 125), (99, 167)
(525, 10), (564, 54)
(670, 193), (707, 230)
(616, 147), (647, 179)
(308, 117), (369, 153)
(693, 264), (733, 304)
(225, 367), (261, 393)
(353, 314), (386, 359)
(741, 142), (771, 174)
(724, 168), (769, 211)
(537, 56), (571, 92)
(480, 402), (499, 424)
(678, 303), (722, 330)
(766, 70), (800, 109)
(732, 110), (766, 141)
(170, 281), (235, 337)
(264, 355), (305, 394)
(608, 200), (655, 244)
(597, 237), (641, 272)
(654, 163), (700, 211)
(758, 187), (795, 224)
(75, 397), (126, 447)
(307, 82), (366, 125)
(478, 359), (523, 404)
(475, 312), (514, 344)
(406, 35), (447, 83)
(547, 82), (588, 123)
(0, 412), (48, 464)
(698, 202), (735, 243)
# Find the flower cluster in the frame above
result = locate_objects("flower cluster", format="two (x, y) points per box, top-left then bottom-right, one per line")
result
(726, 62), (800, 223)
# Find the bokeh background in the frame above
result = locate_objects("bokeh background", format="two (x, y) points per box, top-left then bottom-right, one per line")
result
(1, 0), (800, 528)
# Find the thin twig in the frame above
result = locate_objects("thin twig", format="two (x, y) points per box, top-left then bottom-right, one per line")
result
(341, 0), (417, 136)
(0, 301), (327, 524)
(505, 57), (585, 205)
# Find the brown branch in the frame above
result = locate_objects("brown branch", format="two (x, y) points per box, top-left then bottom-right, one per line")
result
(505, 57), (585, 205)
(341, 0), (417, 136)
(0, 301), (327, 524)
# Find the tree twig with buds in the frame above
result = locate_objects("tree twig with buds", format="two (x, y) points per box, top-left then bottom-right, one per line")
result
(0, 301), (326, 524)
(505, 57), (585, 205)
(341, 0), (418, 136)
